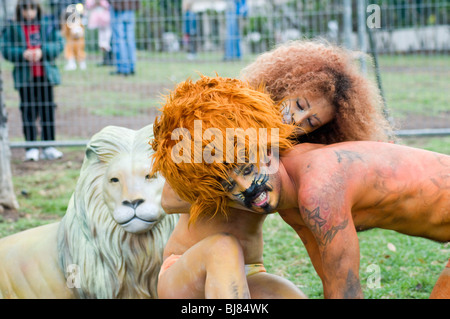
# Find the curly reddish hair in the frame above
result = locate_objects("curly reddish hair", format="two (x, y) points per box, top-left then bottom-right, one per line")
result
(241, 40), (394, 144)
(151, 75), (298, 224)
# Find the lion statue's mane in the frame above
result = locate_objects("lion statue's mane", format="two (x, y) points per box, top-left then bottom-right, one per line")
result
(58, 125), (178, 298)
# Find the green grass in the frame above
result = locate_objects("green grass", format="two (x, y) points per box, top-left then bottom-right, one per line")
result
(0, 148), (82, 238)
(55, 54), (250, 117)
(400, 136), (450, 155)
(369, 55), (449, 118)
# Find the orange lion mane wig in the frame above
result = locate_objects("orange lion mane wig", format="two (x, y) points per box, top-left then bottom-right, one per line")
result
(151, 75), (297, 224)
(241, 40), (394, 144)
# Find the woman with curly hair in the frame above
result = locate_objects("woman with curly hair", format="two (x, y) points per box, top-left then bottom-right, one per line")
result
(241, 40), (394, 144)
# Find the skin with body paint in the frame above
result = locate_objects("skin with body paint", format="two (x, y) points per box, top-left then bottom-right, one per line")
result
(222, 141), (450, 298)
(222, 162), (281, 214)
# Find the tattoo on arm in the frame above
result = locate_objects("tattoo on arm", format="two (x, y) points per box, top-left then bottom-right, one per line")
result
(344, 270), (362, 299)
(302, 206), (349, 247)
(334, 150), (364, 164)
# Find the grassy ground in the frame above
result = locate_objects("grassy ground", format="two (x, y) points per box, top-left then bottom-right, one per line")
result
(0, 52), (449, 299)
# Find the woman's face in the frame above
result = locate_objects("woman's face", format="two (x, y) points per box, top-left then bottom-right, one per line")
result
(21, 5), (38, 21)
(281, 93), (336, 135)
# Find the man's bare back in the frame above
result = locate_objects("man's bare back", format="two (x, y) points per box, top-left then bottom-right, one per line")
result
(280, 141), (450, 242)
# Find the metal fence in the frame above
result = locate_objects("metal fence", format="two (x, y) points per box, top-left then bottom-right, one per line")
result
(1, 0), (449, 149)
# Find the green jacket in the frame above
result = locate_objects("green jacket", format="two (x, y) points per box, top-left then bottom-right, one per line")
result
(1, 17), (64, 90)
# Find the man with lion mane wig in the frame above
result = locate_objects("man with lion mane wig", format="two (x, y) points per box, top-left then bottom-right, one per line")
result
(151, 75), (306, 299)
(152, 75), (449, 299)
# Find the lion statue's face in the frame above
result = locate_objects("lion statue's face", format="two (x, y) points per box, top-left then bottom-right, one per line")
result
(103, 154), (166, 234)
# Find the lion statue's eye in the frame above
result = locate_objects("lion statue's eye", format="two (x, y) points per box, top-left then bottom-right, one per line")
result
(110, 177), (119, 183)
(145, 174), (154, 181)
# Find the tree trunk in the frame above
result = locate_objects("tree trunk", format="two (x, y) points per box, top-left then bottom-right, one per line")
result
(0, 62), (19, 217)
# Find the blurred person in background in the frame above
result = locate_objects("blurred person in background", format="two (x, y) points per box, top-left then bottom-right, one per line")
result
(85, 0), (114, 66)
(61, 4), (87, 71)
(109, 0), (140, 76)
(1, 0), (64, 161)
(183, 1), (198, 61)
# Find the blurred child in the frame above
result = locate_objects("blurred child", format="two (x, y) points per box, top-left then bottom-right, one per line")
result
(61, 4), (86, 71)
(1, 0), (64, 161)
(85, 0), (112, 59)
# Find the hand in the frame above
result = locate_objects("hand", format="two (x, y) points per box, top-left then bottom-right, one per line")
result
(30, 48), (42, 62)
(23, 49), (33, 61)
(23, 49), (42, 62)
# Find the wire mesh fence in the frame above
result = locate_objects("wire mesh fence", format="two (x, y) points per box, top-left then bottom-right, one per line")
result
(0, 0), (449, 150)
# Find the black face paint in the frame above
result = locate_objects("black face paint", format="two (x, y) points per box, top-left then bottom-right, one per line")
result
(241, 174), (271, 208)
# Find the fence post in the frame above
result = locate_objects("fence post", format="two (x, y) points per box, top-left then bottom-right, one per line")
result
(357, 0), (367, 74)
(343, 0), (352, 49)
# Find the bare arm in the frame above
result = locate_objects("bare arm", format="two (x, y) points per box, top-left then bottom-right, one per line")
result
(299, 190), (362, 299)
(161, 182), (191, 214)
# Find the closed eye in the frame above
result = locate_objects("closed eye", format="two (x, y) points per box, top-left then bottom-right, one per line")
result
(223, 181), (236, 192)
(296, 99), (304, 110)
(307, 118), (316, 127)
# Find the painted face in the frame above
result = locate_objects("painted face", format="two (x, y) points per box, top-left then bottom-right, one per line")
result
(221, 159), (281, 214)
(21, 5), (38, 21)
(281, 94), (336, 134)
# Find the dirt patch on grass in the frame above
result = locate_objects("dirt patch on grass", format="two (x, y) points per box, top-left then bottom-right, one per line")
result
(10, 148), (85, 177)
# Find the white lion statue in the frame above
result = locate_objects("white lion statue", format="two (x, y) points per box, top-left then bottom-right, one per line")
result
(0, 125), (178, 298)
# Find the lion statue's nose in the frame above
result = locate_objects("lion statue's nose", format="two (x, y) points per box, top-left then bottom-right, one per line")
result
(122, 199), (145, 209)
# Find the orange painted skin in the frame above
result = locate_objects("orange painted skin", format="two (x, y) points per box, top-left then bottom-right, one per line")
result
(237, 141), (449, 299)
(430, 260), (450, 299)
(158, 184), (307, 299)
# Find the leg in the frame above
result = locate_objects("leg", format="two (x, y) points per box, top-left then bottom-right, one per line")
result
(36, 80), (55, 141)
(124, 11), (136, 73)
(64, 40), (77, 70)
(19, 85), (38, 142)
(248, 272), (307, 299)
(430, 259), (450, 299)
(76, 39), (87, 70)
(98, 26), (112, 52)
(64, 39), (75, 61)
(158, 233), (250, 299)
(111, 11), (127, 74)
